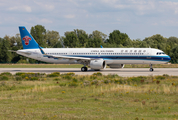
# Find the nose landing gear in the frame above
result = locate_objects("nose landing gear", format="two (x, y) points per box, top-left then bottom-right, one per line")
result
(149, 64), (154, 72)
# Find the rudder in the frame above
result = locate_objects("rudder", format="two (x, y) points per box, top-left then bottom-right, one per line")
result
(19, 26), (39, 49)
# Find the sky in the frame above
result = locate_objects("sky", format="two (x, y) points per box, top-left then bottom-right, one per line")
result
(0, 0), (178, 40)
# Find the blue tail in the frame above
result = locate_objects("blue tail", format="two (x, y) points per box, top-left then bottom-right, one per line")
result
(19, 26), (39, 49)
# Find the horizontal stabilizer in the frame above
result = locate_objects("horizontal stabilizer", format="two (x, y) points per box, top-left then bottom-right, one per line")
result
(8, 50), (17, 53)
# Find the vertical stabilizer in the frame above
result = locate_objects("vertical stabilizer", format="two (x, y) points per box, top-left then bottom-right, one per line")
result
(19, 26), (39, 49)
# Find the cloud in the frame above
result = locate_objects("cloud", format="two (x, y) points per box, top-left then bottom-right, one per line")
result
(33, 1), (55, 11)
(64, 14), (75, 19)
(159, 1), (178, 14)
(40, 19), (53, 24)
(8, 6), (32, 13)
(1, 0), (178, 39)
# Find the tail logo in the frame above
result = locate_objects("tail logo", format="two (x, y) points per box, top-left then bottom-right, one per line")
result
(23, 36), (31, 45)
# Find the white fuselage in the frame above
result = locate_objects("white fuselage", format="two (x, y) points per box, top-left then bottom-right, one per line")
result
(17, 48), (171, 65)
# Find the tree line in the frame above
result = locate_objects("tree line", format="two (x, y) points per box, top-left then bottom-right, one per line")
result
(0, 25), (178, 64)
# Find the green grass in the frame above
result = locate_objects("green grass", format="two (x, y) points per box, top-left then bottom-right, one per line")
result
(0, 72), (178, 119)
(0, 63), (177, 68)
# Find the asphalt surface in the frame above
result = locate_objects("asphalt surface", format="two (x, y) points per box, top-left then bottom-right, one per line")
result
(0, 68), (177, 77)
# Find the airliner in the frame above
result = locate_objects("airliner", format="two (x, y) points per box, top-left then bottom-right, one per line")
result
(15, 26), (171, 72)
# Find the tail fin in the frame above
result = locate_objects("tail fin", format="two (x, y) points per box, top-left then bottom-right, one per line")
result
(19, 26), (39, 49)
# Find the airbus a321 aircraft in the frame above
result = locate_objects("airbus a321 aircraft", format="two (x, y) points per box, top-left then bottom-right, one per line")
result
(16, 26), (171, 72)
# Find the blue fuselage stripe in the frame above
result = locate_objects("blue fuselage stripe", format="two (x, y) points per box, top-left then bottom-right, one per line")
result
(58, 55), (170, 62)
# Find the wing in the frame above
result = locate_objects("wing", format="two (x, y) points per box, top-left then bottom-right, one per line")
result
(39, 46), (92, 61)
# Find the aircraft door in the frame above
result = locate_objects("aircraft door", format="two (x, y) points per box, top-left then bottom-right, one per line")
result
(98, 52), (100, 57)
(147, 49), (151, 62)
(68, 51), (73, 55)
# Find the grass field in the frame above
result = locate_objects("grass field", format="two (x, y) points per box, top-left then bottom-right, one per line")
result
(0, 63), (177, 68)
(0, 72), (178, 119)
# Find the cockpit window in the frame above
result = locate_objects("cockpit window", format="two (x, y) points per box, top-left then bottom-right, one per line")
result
(157, 52), (165, 55)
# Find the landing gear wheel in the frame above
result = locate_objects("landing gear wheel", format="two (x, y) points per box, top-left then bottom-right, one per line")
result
(149, 64), (154, 72)
(81, 67), (87, 72)
(149, 68), (154, 72)
(85, 67), (88, 71)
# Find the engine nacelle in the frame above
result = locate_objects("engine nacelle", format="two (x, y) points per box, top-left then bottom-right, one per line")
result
(108, 64), (124, 69)
(90, 59), (106, 70)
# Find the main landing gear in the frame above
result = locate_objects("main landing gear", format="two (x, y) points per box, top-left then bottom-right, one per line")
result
(81, 67), (88, 72)
(149, 64), (154, 72)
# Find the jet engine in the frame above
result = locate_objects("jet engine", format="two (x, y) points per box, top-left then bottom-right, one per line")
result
(108, 64), (124, 69)
(90, 59), (106, 70)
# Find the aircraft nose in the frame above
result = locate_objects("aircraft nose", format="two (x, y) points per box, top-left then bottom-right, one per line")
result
(168, 56), (171, 61)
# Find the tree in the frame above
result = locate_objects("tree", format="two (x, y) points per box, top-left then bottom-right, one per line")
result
(30, 25), (46, 47)
(169, 45), (178, 63)
(4, 35), (14, 48)
(63, 31), (79, 48)
(0, 39), (11, 63)
(45, 30), (60, 48)
(143, 34), (167, 52)
(15, 34), (22, 49)
(166, 37), (178, 54)
(74, 29), (88, 47)
(132, 39), (148, 48)
(123, 38), (133, 47)
(87, 30), (107, 47)
(107, 30), (129, 45)
(53, 41), (62, 48)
